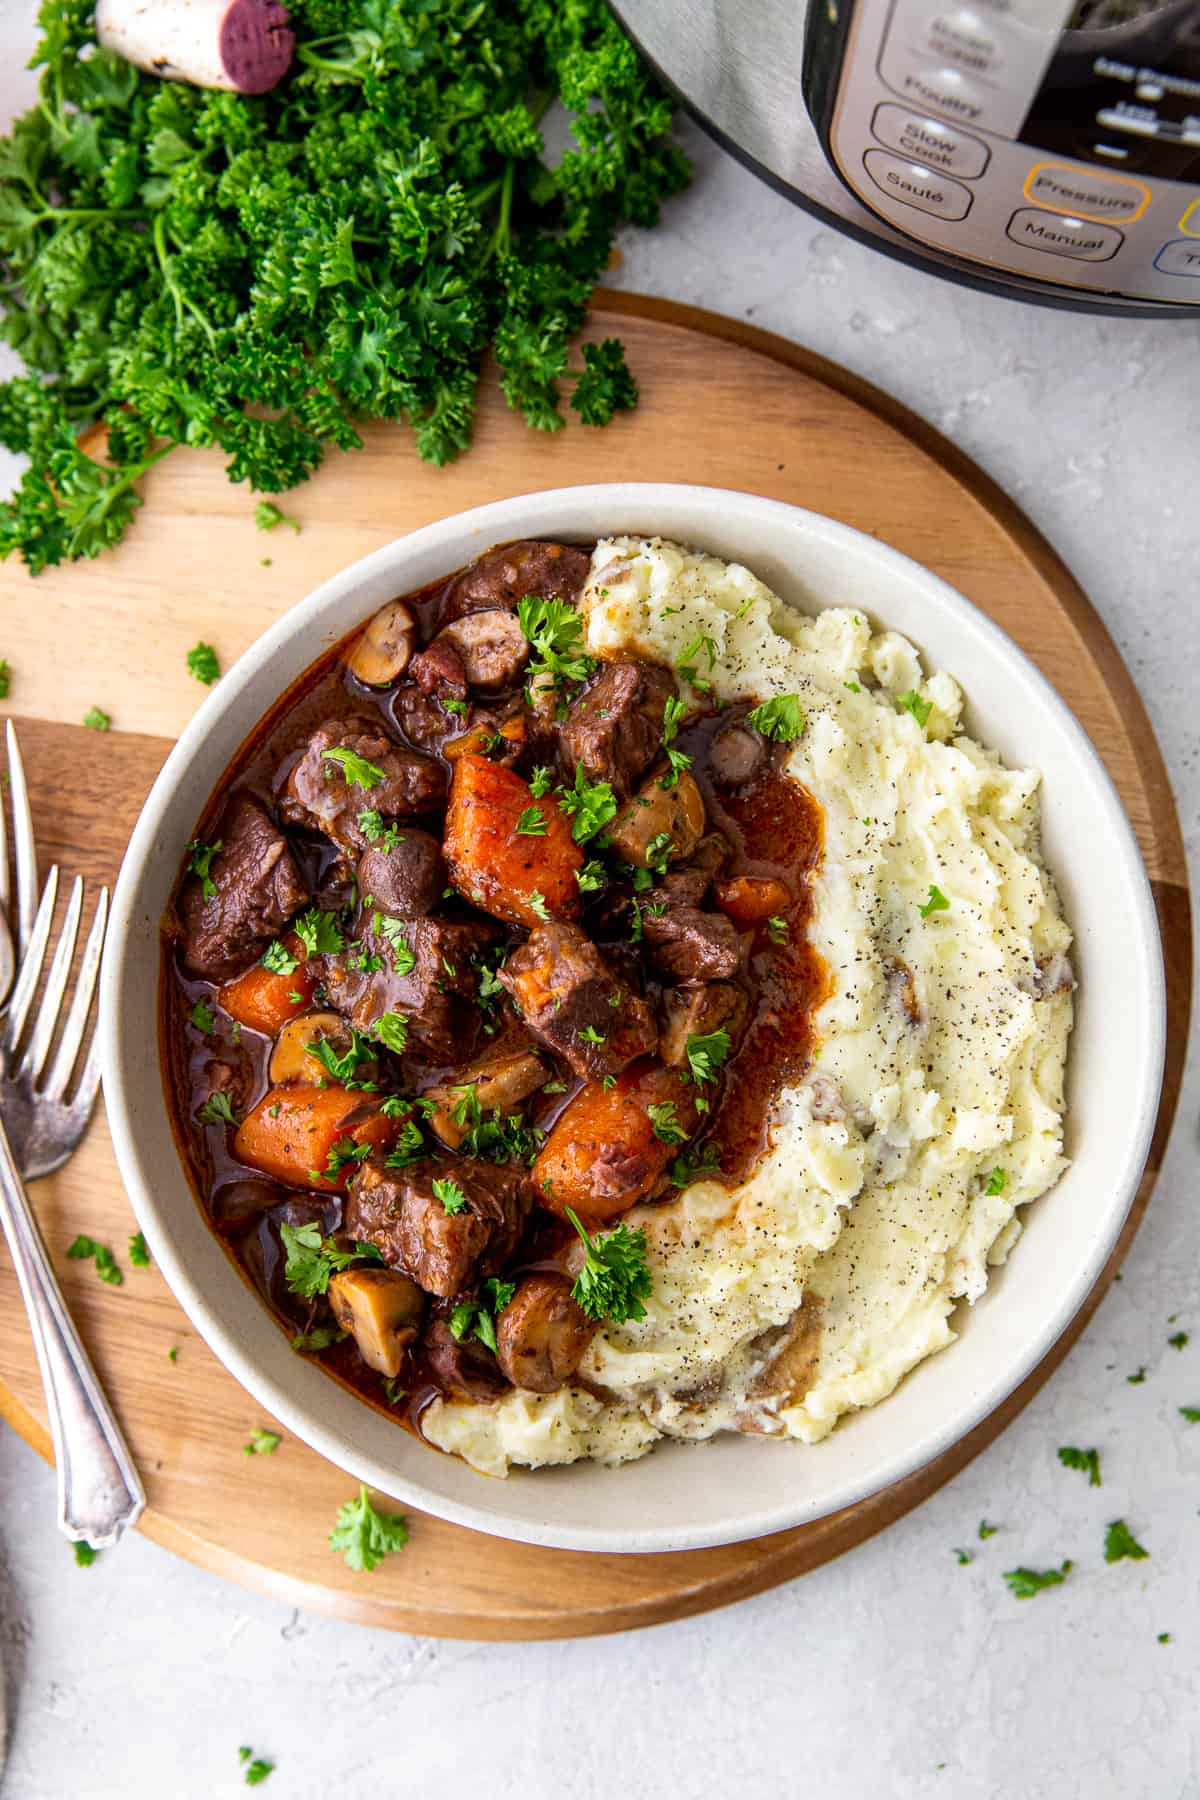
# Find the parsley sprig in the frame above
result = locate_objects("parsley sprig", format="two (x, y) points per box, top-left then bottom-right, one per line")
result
(279, 1222), (382, 1300)
(328, 1486), (409, 1573)
(566, 1207), (653, 1323)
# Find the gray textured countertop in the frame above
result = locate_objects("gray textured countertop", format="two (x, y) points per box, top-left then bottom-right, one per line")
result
(2, 22), (1199, 1799)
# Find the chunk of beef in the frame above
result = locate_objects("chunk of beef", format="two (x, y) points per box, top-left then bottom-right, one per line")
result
(644, 904), (747, 985)
(391, 683), (450, 752)
(709, 722), (765, 787)
(606, 767), (706, 868)
(281, 717), (446, 852)
(659, 832), (733, 907)
(659, 981), (748, 1066)
(441, 540), (591, 624)
(436, 610), (529, 690)
(409, 636), (468, 698)
(558, 659), (676, 800)
(346, 1157), (531, 1298)
(499, 922), (658, 1080)
(357, 832), (446, 920)
(178, 792), (309, 981)
(421, 1318), (509, 1401)
(495, 1274), (597, 1393)
(323, 915), (497, 1064)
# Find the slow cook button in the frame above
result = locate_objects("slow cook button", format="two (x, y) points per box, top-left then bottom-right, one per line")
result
(1154, 239), (1200, 276)
(863, 150), (973, 220)
(1023, 161), (1149, 222)
(1006, 208), (1123, 262)
(871, 103), (990, 178)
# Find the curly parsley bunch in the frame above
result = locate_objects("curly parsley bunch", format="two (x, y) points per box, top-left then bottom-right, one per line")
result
(0, 0), (690, 571)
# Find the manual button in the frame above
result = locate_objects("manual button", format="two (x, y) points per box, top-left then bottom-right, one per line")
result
(871, 103), (989, 178)
(1024, 162), (1149, 223)
(863, 150), (973, 221)
(1006, 208), (1122, 263)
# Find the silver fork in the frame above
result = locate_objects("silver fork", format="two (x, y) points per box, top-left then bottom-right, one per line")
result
(0, 722), (145, 1548)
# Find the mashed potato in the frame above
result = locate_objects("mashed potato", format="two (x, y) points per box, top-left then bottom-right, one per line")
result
(423, 538), (1074, 1476)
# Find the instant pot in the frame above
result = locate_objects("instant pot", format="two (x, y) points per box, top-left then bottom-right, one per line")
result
(611, 0), (1200, 312)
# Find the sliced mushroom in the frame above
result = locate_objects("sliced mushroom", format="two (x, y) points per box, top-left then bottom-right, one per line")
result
(328, 1268), (425, 1378)
(425, 1048), (548, 1149)
(606, 768), (706, 869)
(269, 1011), (377, 1085)
(439, 610), (530, 691)
(346, 599), (416, 687)
(709, 723), (764, 786)
(495, 1273), (598, 1393)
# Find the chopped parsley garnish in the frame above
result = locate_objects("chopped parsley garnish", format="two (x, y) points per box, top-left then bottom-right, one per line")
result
(675, 633), (718, 692)
(244, 1429), (281, 1457)
(919, 884), (951, 918)
(452, 1087), (542, 1165)
(555, 761), (618, 844)
(450, 1276), (516, 1353)
(279, 1222), (382, 1300)
(528, 765), (553, 798)
(307, 1029), (375, 1085)
(660, 747), (693, 788)
(82, 706), (111, 732)
(328, 1486), (409, 1573)
(576, 859), (606, 894)
(196, 1091), (239, 1128)
(1169, 1330), (1189, 1350)
(260, 939), (299, 976)
(685, 1029), (731, 1086)
(662, 694), (687, 743)
(379, 1095), (408, 1118)
(745, 694), (805, 742)
(766, 915), (788, 944)
(1104, 1519), (1149, 1563)
(128, 1232), (150, 1269)
(984, 1167), (1007, 1196)
(375, 914), (416, 975)
(187, 641), (220, 685)
(515, 805), (547, 836)
(644, 831), (674, 875)
(1003, 1561), (1073, 1599)
(291, 1326), (347, 1354)
(517, 596), (596, 688)
(188, 999), (216, 1036)
(978, 1520), (999, 1540)
(442, 696), (468, 718)
(315, 1138), (374, 1183)
(432, 1176), (468, 1215)
(1057, 1446), (1101, 1487)
(255, 500), (300, 533)
(658, 694), (692, 785)
(323, 746), (385, 790)
(647, 1101), (688, 1144)
(372, 1011), (410, 1054)
(294, 908), (344, 957)
(577, 1025), (607, 1046)
(186, 838), (222, 901)
(74, 1541), (98, 1567)
(358, 811), (403, 850)
(528, 890), (551, 923)
(67, 1235), (123, 1285)
(167, 1346), (179, 1363)
(0, 660), (10, 699)
(844, 679), (861, 693)
(383, 1376), (407, 1407)
(385, 1119), (427, 1168)
(567, 1208), (653, 1323)
(669, 1143), (723, 1188)
(896, 689), (932, 729)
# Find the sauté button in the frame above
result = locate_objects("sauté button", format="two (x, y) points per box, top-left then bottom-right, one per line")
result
(863, 150), (974, 220)
(1006, 208), (1123, 262)
(871, 103), (990, 178)
(1023, 162), (1149, 223)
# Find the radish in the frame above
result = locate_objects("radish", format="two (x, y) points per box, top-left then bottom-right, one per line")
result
(95, 0), (294, 95)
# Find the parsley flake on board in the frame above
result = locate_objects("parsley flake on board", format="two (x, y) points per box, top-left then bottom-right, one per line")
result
(279, 1221), (382, 1300)
(128, 1231), (150, 1268)
(1104, 1520), (1149, 1563)
(82, 706), (111, 732)
(744, 694), (805, 742)
(0, 660), (10, 699)
(895, 689), (932, 729)
(919, 884), (951, 918)
(66, 1235), (122, 1286)
(1127, 1367), (1147, 1385)
(1003, 1561), (1073, 1599)
(255, 501), (300, 534)
(323, 746), (385, 790)
(186, 640), (220, 685)
(329, 1486), (409, 1573)
(1057, 1446), (1102, 1487)
(186, 838), (222, 901)
(566, 1207), (653, 1323)
(244, 1429), (281, 1457)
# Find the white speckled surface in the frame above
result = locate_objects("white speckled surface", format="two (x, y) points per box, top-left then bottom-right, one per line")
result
(2, 16), (1200, 1795)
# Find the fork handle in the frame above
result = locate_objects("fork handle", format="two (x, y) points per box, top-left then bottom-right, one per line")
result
(0, 1114), (145, 1547)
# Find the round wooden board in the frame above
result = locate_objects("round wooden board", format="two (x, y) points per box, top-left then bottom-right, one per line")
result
(0, 294), (1190, 1639)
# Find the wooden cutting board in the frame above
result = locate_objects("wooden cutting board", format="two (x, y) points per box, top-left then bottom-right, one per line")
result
(0, 294), (1190, 1639)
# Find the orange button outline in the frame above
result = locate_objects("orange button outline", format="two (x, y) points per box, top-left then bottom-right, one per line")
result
(1023, 161), (1150, 224)
(1179, 197), (1200, 237)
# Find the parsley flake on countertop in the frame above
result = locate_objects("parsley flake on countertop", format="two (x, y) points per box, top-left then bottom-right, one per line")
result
(1179, 1407), (1200, 1423)
(1127, 1367), (1147, 1385)
(82, 706), (110, 732)
(1169, 1330), (1189, 1350)
(1057, 1446), (1102, 1487)
(255, 501), (300, 534)
(745, 694), (805, 742)
(187, 641), (220, 685)
(329, 1486), (409, 1573)
(953, 1548), (972, 1566)
(919, 884), (951, 918)
(977, 1520), (999, 1540)
(1104, 1519), (1149, 1563)
(567, 1208), (653, 1323)
(73, 1541), (98, 1567)
(238, 1745), (275, 1786)
(1003, 1561), (1073, 1599)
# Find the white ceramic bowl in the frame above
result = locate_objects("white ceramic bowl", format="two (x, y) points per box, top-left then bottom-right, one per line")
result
(99, 485), (1165, 1554)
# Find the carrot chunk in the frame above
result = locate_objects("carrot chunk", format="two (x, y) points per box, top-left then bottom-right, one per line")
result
(532, 1061), (698, 1227)
(234, 1087), (404, 1191)
(714, 876), (793, 930)
(219, 933), (316, 1035)
(443, 754), (581, 927)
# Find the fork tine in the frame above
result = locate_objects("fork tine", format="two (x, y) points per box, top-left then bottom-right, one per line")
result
(66, 1029), (102, 1125)
(0, 740), (9, 924)
(1, 865), (58, 1058)
(20, 874), (83, 1084)
(5, 722), (38, 956)
(45, 887), (108, 1101)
